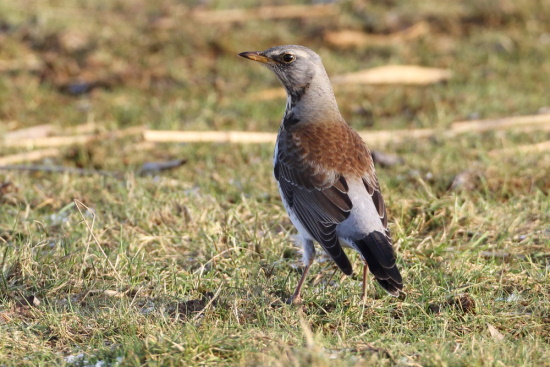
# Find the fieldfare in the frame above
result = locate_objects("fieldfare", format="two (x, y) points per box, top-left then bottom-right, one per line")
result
(239, 45), (403, 304)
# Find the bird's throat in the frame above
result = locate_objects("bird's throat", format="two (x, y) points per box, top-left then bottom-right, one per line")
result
(282, 93), (341, 130)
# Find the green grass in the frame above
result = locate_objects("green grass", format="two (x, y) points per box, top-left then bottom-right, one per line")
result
(0, 0), (549, 365)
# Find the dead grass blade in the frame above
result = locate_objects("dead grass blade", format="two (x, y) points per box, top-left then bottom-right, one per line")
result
(451, 113), (550, 133)
(0, 148), (61, 165)
(3, 124), (53, 140)
(144, 130), (276, 144)
(3, 135), (91, 148)
(332, 65), (453, 85)
(360, 128), (435, 145)
(2, 126), (144, 148)
(325, 22), (430, 48)
(192, 4), (336, 23)
(74, 199), (123, 283)
(191, 283), (224, 322)
(298, 310), (316, 349)
(487, 323), (505, 341)
(488, 140), (550, 156)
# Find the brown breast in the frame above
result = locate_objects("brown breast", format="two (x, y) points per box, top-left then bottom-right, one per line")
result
(287, 120), (375, 179)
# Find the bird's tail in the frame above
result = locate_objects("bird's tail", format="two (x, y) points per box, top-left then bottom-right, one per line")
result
(353, 231), (403, 296)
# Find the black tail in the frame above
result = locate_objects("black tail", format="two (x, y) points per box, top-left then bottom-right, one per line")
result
(353, 231), (403, 295)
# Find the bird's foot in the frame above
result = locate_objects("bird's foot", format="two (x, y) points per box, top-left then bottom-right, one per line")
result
(286, 295), (303, 306)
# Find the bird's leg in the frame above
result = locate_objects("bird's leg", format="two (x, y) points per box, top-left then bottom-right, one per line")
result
(287, 263), (311, 305)
(287, 238), (315, 305)
(361, 263), (369, 301)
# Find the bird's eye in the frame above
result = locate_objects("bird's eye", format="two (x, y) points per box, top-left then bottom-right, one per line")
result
(281, 53), (296, 63)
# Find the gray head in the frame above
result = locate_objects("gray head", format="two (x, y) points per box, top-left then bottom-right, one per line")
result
(239, 45), (339, 122)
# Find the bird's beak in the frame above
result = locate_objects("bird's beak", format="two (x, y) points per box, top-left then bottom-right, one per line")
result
(238, 51), (273, 64)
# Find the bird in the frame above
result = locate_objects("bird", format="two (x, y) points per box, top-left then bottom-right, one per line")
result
(239, 45), (403, 304)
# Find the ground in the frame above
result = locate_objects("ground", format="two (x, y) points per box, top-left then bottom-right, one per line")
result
(0, 0), (548, 366)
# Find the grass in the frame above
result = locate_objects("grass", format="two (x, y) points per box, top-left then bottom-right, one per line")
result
(0, 0), (549, 365)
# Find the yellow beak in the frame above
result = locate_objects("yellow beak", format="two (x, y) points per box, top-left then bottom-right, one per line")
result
(238, 51), (273, 64)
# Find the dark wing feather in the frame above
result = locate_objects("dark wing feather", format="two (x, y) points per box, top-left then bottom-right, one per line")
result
(358, 177), (402, 294)
(276, 136), (353, 275)
(353, 231), (403, 295)
(363, 177), (389, 234)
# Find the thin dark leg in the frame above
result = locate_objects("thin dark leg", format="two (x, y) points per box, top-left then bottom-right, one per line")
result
(287, 263), (312, 305)
(361, 263), (369, 301)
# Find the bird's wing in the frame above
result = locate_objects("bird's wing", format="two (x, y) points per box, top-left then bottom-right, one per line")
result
(275, 125), (359, 274)
(275, 166), (354, 275)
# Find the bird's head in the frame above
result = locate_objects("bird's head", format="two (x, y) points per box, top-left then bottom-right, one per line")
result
(239, 45), (339, 123)
(239, 45), (324, 98)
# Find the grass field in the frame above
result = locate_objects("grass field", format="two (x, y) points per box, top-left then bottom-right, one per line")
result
(0, 0), (549, 365)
